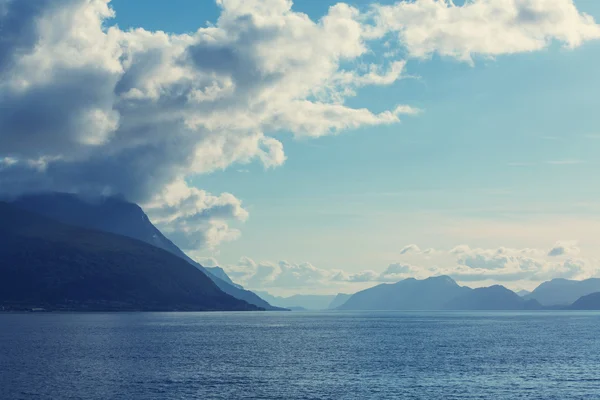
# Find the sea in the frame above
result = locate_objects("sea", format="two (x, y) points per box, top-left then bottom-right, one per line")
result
(1, 311), (600, 399)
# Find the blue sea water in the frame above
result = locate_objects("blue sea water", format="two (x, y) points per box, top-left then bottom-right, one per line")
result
(1, 311), (600, 399)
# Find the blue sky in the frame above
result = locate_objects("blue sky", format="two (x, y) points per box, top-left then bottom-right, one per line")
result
(2, 0), (600, 294)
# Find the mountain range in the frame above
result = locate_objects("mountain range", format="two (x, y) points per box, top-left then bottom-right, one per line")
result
(335, 277), (569, 311)
(3, 192), (600, 312)
(0, 202), (258, 311)
(337, 276), (471, 310)
(443, 285), (542, 310)
(524, 278), (600, 306)
(11, 193), (283, 311)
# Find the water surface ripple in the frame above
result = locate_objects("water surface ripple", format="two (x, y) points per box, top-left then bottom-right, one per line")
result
(1, 311), (599, 399)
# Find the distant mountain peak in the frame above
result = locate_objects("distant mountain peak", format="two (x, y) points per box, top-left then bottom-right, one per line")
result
(570, 292), (600, 310)
(397, 275), (458, 286)
(339, 275), (470, 311)
(427, 275), (457, 284)
(444, 285), (542, 310)
(527, 277), (600, 306)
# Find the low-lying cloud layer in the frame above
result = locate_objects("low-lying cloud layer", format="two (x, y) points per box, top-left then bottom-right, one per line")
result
(220, 241), (599, 294)
(1, 0), (599, 250)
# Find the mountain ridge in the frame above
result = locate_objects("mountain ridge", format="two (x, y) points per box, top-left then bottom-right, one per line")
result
(337, 275), (472, 311)
(525, 278), (600, 306)
(11, 192), (284, 311)
(0, 202), (259, 311)
(569, 292), (600, 310)
(444, 285), (543, 310)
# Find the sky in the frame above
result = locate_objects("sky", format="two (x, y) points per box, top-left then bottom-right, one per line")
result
(1, 0), (600, 295)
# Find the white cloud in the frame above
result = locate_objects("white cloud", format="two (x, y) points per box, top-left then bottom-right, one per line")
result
(1, 0), (598, 253)
(438, 244), (595, 283)
(330, 60), (408, 98)
(372, 0), (600, 63)
(548, 241), (580, 257)
(332, 269), (381, 283)
(7, 1), (593, 204)
(143, 179), (248, 249)
(379, 263), (422, 281)
(221, 258), (408, 292)
(218, 242), (600, 293)
(225, 258), (332, 290)
(0, 0), (415, 251)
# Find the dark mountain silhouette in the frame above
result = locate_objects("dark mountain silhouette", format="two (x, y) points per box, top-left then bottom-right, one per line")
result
(11, 193), (282, 310)
(0, 202), (259, 311)
(569, 292), (600, 310)
(12, 192), (185, 256)
(328, 293), (351, 309)
(444, 285), (543, 310)
(525, 278), (600, 306)
(337, 276), (472, 310)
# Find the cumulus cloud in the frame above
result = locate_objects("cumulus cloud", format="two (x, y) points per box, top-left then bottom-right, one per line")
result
(0, 0), (414, 249)
(225, 258), (332, 290)
(4, 0), (594, 200)
(412, 244), (598, 284)
(332, 269), (381, 283)
(441, 244), (595, 282)
(379, 263), (421, 281)
(1, 0), (598, 252)
(371, 0), (600, 63)
(548, 241), (581, 257)
(144, 179), (248, 250)
(224, 257), (422, 291)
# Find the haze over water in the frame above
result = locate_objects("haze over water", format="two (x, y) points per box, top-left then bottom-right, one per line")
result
(2, 311), (600, 399)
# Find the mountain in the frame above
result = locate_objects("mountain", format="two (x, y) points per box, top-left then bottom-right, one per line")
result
(337, 276), (472, 310)
(444, 285), (543, 310)
(204, 266), (242, 288)
(205, 273), (283, 310)
(12, 192), (185, 257)
(0, 202), (259, 311)
(255, 292), (336, 310)
(11, 193), (282, 311)
(327, 293), (351, 309)
(570, 292), (600, 310)
(516, 290), (531, 297)
(525, 278), (600, 306)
